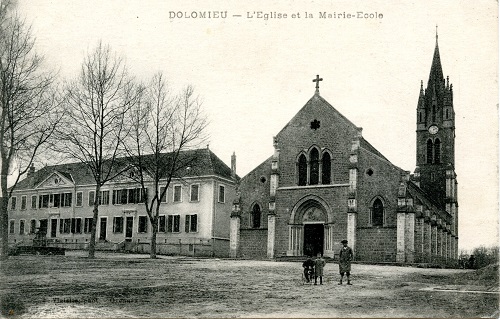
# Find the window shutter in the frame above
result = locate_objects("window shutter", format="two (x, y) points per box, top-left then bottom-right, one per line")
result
(191, 215), (197, 232)
(185, 215), (190, 233)
(167, 215), (173, 233)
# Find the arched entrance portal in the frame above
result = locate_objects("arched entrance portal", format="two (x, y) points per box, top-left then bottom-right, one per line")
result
(287, 197), (334, 257)
(302, 205), (326, 256)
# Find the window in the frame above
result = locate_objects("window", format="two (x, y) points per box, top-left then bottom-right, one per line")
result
(160, 187), (167, 203)
(113, 217), (124, 233)
(63, 218), (71, 233)
(61, 193), (72, 207)
(434, 139), (441, 164)
(71, 218), (77, 233)
(128, 189), (138, 204)
(426, 139), (433, 164)
(30, 219), (36, 233)
(251, 204), (261, 228)
(9, 220), (14, 234)
(10, 197), (16, 210)
(74, 218), (82, 233)
(99, 190), (109, 205)
(158, 215), (166, 232)
(190, 184), (199, 202)
(445, 109), (449, 119)
(112, 188), (146, 205)
(84, 218), (93, 233)
(20, 196), (27, 210)
(185, 214), (198, 232)
(138, 216), (148, 233)
(88, 191), (95, 206)
(76, 192), (83, 207)
(31, 195), (37, 209)
(309, 148), (319, 185)
(322, 152), (331, 184)
(173, 185), (182, 202)
(298, 154), (307, 186)
(218, 185), (225, 203)
(167, 215), (180, 233)
(372, 198), (384, 227)
(112, 189), (120, 204)
(39, 194), (50, 208)
(52, 193), (60, 207)
(19, 220), (25, 235)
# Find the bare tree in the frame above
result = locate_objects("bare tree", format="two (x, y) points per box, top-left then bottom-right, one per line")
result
(0, 9), (62, 259)
(125, 72), (208, 258)
(56, 42), (142, 258)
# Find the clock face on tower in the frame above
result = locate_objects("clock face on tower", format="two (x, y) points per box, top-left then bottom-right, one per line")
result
(428, 125), (439, 135)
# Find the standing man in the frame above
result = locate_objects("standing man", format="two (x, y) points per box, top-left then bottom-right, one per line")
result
(338, 240), (353, 285)
(314, 253), (326, 285)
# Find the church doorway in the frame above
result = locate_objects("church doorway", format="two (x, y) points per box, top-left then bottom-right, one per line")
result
(303, 223), (324, 257)
(288, 197), (333, 257)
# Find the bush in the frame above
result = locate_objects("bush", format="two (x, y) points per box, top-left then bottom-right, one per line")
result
(469, 246), (499, 269)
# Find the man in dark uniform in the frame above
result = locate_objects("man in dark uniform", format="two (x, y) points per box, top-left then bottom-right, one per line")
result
(338, 239), (353, 285)
(302, 256), (315, 283)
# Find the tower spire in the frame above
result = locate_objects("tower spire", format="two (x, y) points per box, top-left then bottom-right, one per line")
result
(428, 28), (443, 86)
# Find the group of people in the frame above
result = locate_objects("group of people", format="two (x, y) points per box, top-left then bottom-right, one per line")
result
(302, 239), (353, 285)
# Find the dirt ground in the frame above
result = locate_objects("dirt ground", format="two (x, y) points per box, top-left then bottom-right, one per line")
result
(1, 251), (498, 318)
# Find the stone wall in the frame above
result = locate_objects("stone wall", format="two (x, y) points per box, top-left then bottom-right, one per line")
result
(239, 229), (268, 258)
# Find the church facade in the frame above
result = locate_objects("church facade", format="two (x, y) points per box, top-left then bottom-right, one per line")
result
(230, 37), (458, 266)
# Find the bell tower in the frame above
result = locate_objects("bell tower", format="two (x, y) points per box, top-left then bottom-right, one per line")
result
(414, 32), (458, 240)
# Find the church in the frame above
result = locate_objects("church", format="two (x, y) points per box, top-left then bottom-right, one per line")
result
(229, 36), (458, 266)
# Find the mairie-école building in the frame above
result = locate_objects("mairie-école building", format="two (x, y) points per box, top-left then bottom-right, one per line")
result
(8, 36), (458, 265)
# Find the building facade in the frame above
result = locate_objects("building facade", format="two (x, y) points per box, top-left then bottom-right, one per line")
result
(8, 148), (237, 257)
(230, 37), (458, 266)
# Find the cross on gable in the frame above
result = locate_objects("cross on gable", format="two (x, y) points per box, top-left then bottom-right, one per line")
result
(312, 75), (323, 93)
(310, 119), (320, 130)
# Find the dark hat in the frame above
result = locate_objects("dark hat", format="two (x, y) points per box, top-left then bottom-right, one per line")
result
(341, 240), (348, 244)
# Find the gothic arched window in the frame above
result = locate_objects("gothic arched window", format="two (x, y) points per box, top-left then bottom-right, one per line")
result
(298, 154), (307, 186)
(434, 139), (441, 164)
(322, 152), (331, 184)
(309, 148), (319, 185)
(427, 139), (433, 164)
(251, 204), (261, 228)
(372, 198), (384, 226)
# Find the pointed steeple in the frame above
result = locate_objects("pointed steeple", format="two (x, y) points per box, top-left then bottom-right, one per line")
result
(428, 27), (444, 86)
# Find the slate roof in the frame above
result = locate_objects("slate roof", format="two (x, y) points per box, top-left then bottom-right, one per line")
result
(14, 148), (236, 191)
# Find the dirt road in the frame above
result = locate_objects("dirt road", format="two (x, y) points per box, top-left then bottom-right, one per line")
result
(1, 252), (498, 318)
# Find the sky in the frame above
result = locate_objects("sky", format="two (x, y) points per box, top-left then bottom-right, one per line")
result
(15, 0), (498, 251)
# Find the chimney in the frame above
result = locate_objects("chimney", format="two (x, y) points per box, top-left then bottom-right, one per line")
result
(27, 164), (35, 178)
(28, 164), (35, 188)
(231, 152), (236, 178)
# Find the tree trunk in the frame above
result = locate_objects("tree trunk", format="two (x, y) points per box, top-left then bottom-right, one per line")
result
(88, 185), (101, 259)
(0, 162), (10, 260)
(150, 216), (158, 259)
(0, 185), (9, 260)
